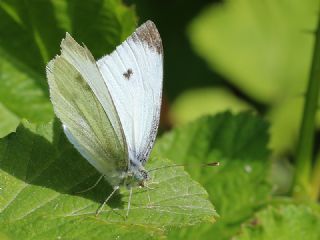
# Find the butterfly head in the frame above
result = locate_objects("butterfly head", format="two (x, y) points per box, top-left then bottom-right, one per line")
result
(124, 166), (150, 188)
(135, 168), (150, 182)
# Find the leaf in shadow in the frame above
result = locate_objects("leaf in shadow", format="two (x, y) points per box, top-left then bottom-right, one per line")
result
(68, 0), (136, 58)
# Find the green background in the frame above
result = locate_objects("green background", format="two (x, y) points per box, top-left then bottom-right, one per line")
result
(0, 0), (320, 239)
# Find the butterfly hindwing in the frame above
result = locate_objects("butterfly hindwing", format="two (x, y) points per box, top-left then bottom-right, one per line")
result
(60, 34), (127, 150)
(46, 37), (128, 186)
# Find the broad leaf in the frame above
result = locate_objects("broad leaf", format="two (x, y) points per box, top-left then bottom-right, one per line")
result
(153, 112), (271, 240)
(0, 120), (216, 239)
(0, 0), (136, 137)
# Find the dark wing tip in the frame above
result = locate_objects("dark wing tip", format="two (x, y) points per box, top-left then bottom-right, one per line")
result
(132, 20), (163, 55)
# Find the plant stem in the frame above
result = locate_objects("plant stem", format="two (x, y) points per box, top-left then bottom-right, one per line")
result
(310, 151), (320, 200)
(293, 17), (320, 199)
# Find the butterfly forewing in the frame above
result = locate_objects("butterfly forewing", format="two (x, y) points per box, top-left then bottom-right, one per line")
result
(97, 21), (163, 165)
(47, 42), (127, 186)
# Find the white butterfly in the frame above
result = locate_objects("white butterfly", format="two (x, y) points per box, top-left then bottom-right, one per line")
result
(46, 21), (163, 216)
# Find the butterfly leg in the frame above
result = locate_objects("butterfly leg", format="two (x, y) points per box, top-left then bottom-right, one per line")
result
(144, 184), (156, 190)
(125, 187), (133, 219)
(76, 174), (104, 194)
(145, 186), (152, 206)
(148, 173), (159, 187)
(95, 185), (119, 216)
(142, 175), (158, 206)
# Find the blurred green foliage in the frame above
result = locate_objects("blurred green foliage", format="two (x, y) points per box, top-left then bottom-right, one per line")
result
(235, 205), (320, 240)
(170, 87), (251, 124)
(0, 0), (320, 239)
(187, 0), (318, 154)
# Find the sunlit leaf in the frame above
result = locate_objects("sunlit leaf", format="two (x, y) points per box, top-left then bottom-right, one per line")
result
(154, 112), (271, 240)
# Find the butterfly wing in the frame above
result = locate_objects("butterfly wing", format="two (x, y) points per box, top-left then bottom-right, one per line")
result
(97, 20), (163, 166)
(46, 35), (128, 186)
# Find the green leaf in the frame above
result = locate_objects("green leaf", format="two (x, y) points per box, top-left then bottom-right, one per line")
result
(0, 103), (19, 138)
(0, 0), (136, 137)
(0, 54), (53, 130)
(0, 120), (216, 239)
(236, 204), (320, 240)
(153, 112), (271, 240)
(188, 0), (319, 154)
(68, 0), (137, 58)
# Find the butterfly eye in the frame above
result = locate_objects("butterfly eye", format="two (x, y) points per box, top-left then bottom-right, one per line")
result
(141, 169), (150, 180)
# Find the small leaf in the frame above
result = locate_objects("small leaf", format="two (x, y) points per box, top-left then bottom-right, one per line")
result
(0, 120), (216, 239)
(236, 204), (320, 240)
(154, 112), (271, 240)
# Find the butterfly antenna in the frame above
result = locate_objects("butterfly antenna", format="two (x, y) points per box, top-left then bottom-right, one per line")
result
(76, 174), (104, 194)
(148, 161), (220, 173)
(147, 164), (185, 173)
(126, 187), (133, 219)
(95, 186), (119, 216)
